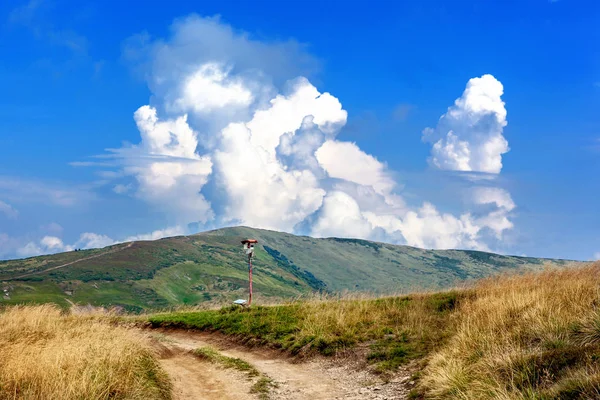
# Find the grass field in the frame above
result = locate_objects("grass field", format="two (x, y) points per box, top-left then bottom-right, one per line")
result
(147, 291), (461, 373)
(0, 304), (171, 400)
(148, 262), (600, 399)
(2, 261), (597, 399)
(421, 262), (600, 399)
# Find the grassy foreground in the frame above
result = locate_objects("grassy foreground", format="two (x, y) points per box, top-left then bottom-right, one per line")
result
(148, 291), (462, 372)
(148, 262), (600, 399)
(422, 262), (600, 399)
(0, 304), (171, 400)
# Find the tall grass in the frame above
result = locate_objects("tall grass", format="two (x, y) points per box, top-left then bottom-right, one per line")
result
(148, 291), (461, 370)
(0, 304), (171, 400)
(147, 262), (600, 397)
(421, 262), (600, 399)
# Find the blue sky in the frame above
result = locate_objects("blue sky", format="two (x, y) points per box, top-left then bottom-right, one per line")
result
(0, 0), (598, 260)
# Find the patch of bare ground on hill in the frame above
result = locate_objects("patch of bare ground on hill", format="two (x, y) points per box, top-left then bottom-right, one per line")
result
(150, 329), (412, 399)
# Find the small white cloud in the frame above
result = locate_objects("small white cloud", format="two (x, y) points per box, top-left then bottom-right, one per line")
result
(15, 232), (117, 258)
(594, 252), (600, 261)
(0, 201), (19, 219)
(40, 236), (69, 251)
(75, 233), (115, 249)
(473, 187), (515, 211)
(6, 226), (192, 259)
(17, 235), (72, 258)
(16, 242), (44, 258)
(423, 74), (509, 174)
(124, 226), (186, 242)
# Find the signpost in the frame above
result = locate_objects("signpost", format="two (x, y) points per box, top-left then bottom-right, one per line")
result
(240, 239), (258, 306)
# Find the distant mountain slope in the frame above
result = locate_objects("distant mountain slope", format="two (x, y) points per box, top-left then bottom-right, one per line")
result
(0, 226), (577, 311)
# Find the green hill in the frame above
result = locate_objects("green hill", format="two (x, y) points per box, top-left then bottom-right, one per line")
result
(0, 226), (576, 311)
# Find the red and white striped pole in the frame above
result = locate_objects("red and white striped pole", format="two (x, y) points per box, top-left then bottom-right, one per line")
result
(248, 256), (253, 306)
(241, 239), (258, 307)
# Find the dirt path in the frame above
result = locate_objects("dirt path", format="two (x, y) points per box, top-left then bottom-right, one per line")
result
(151, 329), (411, 400)
(160, 353), (254, 400)
(8, 242), (134, 280)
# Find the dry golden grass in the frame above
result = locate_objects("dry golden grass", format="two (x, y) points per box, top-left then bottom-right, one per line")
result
(147, 289), (461, 374)
(421, 262), (600, 399)
(0, 304), (171, 400)
(294, 291), (455, 347)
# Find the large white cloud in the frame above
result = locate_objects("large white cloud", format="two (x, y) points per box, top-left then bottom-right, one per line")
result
(422, 74), (509, 174)
(109, 105), (213, 223)
(365, 204), (482, 250)
(68, 16), (518, 255)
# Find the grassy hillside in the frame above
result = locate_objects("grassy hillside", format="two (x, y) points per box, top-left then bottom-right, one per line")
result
(0, 226), (575, 311)
(148, 262), (600, 399)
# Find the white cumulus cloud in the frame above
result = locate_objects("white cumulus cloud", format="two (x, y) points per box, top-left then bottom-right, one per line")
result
(71, 16), (519, 254)
(18, 236), (72, 258)
(75, 233), (116, 249)
(172, 63), (254, 114)
(366, 203), (482, 250)
(315, 140), (395, 196)
(423, 74), (509, 174)
(473, 187), (515, 211)
(109, 105), (214, 223)
(311, 191), (374, 239)
(124, 226), (186, 242)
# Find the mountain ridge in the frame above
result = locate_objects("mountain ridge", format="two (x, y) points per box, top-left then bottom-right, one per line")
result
(0, 226), (579, 311)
